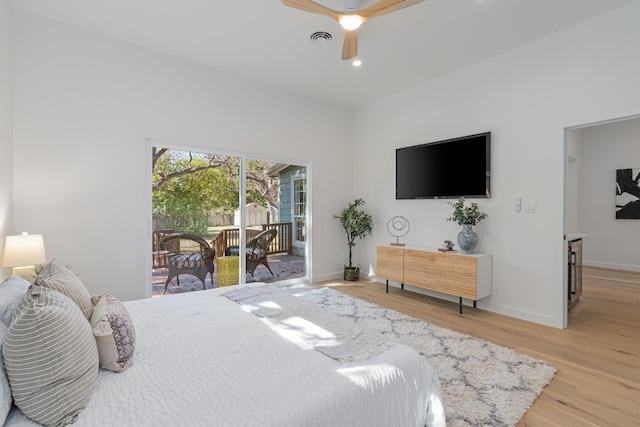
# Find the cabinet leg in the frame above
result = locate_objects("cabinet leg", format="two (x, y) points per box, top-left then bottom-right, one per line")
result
(459, 298), (463, 314)
(401, 283), (404, 290)
(473, 300), (476, 309)
(386, 280), (389, 293)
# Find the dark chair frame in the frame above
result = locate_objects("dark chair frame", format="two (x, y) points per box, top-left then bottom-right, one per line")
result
(160, 233), (215, 294)
(225, 228), (277, 277)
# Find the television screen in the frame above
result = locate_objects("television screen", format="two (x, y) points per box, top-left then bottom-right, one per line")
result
(396, 132), (491, 199)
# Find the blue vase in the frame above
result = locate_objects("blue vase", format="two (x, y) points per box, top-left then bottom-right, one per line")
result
(457, 224), (479, 254)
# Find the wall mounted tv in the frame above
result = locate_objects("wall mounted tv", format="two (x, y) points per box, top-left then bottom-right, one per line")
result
(396, 132), (491, 199)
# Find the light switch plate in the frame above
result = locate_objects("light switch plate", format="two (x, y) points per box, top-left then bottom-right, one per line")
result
(523, 201), (537, 213)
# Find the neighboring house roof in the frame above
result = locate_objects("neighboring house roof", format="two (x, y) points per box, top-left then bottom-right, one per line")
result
(267, 164), (302, 178)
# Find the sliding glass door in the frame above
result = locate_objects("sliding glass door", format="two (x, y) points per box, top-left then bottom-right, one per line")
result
(148, 142), (308, 296)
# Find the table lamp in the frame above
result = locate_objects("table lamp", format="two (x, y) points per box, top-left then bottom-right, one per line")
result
(1, 232), (47, 280)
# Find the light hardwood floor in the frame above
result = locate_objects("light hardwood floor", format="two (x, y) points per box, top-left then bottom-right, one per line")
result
(324, 266), (640, 426)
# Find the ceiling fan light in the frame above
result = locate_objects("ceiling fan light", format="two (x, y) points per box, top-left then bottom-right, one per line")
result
(339, 15), (363, 31)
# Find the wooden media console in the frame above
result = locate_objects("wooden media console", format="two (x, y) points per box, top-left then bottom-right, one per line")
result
(376, 245), (492, 313)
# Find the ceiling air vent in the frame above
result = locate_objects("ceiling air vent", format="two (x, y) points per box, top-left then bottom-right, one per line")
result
(310, 31), (333, 45)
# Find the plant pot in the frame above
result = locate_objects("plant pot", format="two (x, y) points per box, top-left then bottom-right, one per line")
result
(343, 266), (360, 281)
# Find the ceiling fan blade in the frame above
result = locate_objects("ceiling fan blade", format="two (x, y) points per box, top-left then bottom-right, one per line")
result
(282, 0), (423, 62)
(358, 0), (425, 18)
(341, 31), (358, 61)
(281, 0), (339, 20)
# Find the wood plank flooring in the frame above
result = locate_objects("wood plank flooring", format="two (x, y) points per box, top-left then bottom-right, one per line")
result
(323, 266), (640, 426)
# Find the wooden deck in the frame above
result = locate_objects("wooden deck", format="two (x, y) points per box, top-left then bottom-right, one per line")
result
(152, 253), (305, 296)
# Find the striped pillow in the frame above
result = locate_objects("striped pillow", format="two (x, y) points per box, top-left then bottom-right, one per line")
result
(2, 285), (98, 427)
(35, 260), (93, 320)
(0, 323), (11, 425)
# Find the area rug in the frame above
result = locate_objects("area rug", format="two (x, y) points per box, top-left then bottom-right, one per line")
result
(298, 288), (557, 427)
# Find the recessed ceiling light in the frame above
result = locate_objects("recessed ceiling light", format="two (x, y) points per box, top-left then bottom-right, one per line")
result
(352, 59), (362, 67)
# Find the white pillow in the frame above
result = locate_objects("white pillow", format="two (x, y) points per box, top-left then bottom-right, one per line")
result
(0, 322), (12, 425)
(3, 285), (98, 426)
(0, 276), (30, 327)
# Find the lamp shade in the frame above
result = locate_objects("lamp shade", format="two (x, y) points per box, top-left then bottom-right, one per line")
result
(1, 232), (47, 268)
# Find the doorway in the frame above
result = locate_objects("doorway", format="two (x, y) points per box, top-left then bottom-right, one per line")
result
(563, 115), (640, 327)
(147, 141), (310, 296)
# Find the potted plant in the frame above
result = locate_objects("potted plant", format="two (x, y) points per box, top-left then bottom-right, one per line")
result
(334, 198), (373, 281)
(446, 197), (487, 254)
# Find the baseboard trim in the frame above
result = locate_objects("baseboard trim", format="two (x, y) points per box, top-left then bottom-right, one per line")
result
(312, 271), (344, 283)
(583, 260), (640, 273)
(373, 278), (562, 328)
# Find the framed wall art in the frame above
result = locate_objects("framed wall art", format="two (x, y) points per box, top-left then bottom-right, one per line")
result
(615, 168), (640, 219)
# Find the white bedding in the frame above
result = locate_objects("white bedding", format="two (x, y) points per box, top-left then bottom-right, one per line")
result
(4, 285), (444, 427)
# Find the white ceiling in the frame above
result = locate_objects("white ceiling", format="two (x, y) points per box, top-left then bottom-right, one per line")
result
(11, 0), (634, 108)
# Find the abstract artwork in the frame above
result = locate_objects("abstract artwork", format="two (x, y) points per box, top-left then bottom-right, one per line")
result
(616, 168), (640, 219)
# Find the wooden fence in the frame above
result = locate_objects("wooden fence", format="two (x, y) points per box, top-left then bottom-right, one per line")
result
(153, 223), (293, 269)
(211, 222), (292, 259)
(152, 228), (176, 269)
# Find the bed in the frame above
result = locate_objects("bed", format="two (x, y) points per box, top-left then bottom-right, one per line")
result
(2, 275), (445, 427)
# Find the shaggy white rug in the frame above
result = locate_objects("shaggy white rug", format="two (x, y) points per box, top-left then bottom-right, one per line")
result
(299, 288), (557, 427)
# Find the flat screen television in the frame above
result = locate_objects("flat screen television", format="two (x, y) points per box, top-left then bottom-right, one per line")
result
(396, 132), (491, 199)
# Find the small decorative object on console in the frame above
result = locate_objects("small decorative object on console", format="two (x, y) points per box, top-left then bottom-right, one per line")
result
(438, 240), (456, 252)
(387, 216), (410, 246)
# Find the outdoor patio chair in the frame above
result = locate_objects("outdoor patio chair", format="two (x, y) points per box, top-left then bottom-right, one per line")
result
(160, 233), (215, 294)
(225, 228), (277, 277)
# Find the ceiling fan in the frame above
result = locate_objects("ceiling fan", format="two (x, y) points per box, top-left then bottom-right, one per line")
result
(281, 0), (425, 61)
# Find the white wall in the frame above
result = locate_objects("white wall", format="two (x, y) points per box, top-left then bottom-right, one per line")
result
(0, 0), (13, 280)
(353, 2), (640, 328)
(10, 2), (640, 328)
(573, 118), (640, 271)
(12, 10), (355, 301)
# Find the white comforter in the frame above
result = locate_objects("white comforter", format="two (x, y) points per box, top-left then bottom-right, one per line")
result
(5, 285), (445, 427)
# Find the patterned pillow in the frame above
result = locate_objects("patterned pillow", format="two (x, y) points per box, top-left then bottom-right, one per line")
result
(0, 323), (11, 425)
(34, 260), (93, 319)
(90, 294), (136, 372)
(3, 285), (99, 426)
(226, 247), (265, 260)
(0, 275), (30, 327)
(170, 253), (202, 269)
(248, 248), (266, 260)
